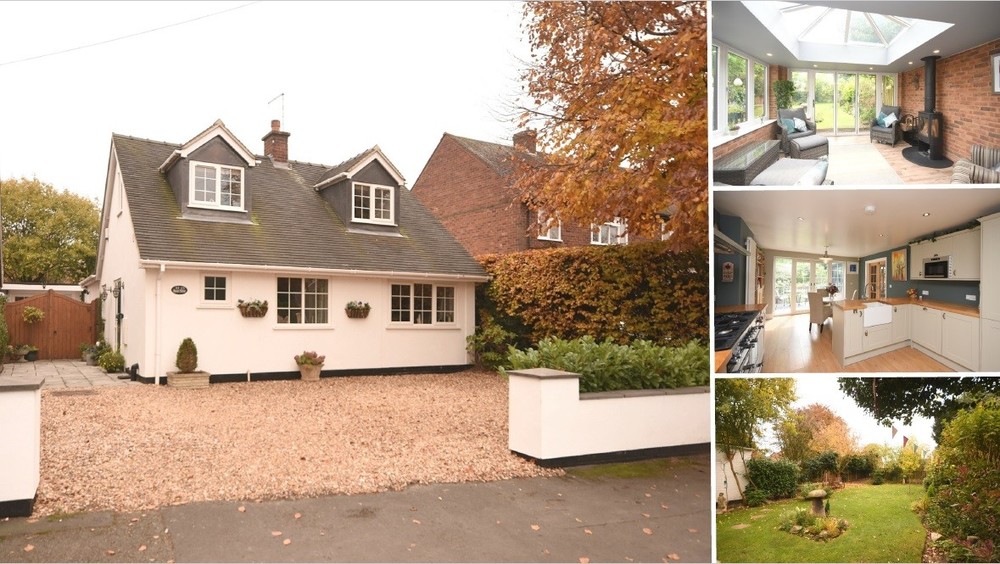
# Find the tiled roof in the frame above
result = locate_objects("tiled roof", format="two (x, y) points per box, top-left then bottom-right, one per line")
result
(112, 134), (488, 279)
(446, 134), (519, 177)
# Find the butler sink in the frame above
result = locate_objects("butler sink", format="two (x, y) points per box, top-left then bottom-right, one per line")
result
(863, 302), (893, 327)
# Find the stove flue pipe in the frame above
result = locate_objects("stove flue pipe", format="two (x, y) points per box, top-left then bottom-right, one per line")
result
(922, 55), (940, 113)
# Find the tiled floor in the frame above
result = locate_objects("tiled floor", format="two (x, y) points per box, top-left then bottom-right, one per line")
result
(2, 359), (140, 389)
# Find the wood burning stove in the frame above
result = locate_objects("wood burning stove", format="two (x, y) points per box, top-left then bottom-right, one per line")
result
(903, 55), (953, 168)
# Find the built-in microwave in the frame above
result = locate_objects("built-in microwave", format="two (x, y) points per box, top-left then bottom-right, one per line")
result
(923, 255), (953, 278)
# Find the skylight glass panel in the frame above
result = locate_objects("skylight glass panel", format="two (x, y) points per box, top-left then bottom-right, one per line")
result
(870, 13), (910, 44)
(800, 8), (850, 44)
(847, 13), (881, 45)
(778, 3), (827, 32)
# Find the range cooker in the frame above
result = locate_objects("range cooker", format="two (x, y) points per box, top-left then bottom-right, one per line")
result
(715, 310), (765, 373)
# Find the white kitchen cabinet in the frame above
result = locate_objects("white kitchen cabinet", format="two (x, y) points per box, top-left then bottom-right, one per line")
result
(911, 305), (943, 355)
(982, 318), (1000, 372)
(843, 308), (864, 357)
(942, 311), (980, 371)
(981, 213), (1000, 321)
(863, 324), (892, 352)
(891, 304), (910, 344)
(949, 228), (981, 281)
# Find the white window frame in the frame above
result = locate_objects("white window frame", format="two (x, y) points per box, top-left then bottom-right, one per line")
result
(712, 42), (769, 134)
(537, 210), (562, 241)
(352, 182), (395, 225)
(390, 283), (457, 326)
(200, 273), (231, 307)
(188, 160), (245, 211)
(591, 218), (628, 246)
(276, 277), (329, 325)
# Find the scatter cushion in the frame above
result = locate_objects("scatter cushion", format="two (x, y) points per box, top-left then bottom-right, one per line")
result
(876, 111), (886, 127)
(780, 118), (795, 131)
(793, 117), (808, 132)
(883, 113), (898, 127)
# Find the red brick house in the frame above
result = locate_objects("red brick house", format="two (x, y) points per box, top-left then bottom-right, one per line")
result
(412, 131), (628, 257)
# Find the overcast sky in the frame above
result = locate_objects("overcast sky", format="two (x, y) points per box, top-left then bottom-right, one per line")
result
(760, 376), (937, 454)
(0, 1), (528, 203)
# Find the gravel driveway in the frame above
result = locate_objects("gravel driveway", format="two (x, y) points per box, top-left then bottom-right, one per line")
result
(37, 371), (562, 517)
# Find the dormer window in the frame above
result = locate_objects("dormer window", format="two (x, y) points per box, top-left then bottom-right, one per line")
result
(190, 161), (244, 211)
(353, 182), (394, 225)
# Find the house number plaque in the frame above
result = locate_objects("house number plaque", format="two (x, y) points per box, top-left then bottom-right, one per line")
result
(171, 285), (188, 295)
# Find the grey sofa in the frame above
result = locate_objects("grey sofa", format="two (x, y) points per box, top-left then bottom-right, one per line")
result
(870, 105), (902, 146)
(952, 144), (1000, 184)
(776, 107), (816, 153)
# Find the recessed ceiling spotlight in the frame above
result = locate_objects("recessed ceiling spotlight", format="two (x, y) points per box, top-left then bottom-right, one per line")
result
(813, 64), (818, 68)
(864, 205), (876, 215)
(908, 61), (913, 65)
(766, 53), (773, 57)
(923, 212), (931, 217)
(933, 49), (940, 54)
(879, 233), (885, 237)
(869, 67), (874, 70)
(797, 217), (805, 221)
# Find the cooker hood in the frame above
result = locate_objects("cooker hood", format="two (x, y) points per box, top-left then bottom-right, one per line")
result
(714, 226), (749, 256)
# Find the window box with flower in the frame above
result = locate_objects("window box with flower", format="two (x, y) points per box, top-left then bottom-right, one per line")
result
(237, 299), (268, 318)
(345, 301), (371, 319)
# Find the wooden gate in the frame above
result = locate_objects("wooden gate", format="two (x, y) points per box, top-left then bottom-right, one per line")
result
(5, 290), (98, 360)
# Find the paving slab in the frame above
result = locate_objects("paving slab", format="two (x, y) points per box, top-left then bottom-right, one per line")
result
(0, 455), (711, 563)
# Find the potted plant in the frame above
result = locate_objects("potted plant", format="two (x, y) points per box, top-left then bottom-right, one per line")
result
(167, 337), (211, 388)
(22, 344), (39, 362)
(98, 349), (125, 373)
(345, 301), (371, 319)
(22, 306), (45, 324)
(7, 344), (24, 363)
(294, 351), (325, 381)
(237, 299), (268, 318)
(826, 284), (839, 297)
(80, 342), (100, 364)
(774, 79), (796, 110)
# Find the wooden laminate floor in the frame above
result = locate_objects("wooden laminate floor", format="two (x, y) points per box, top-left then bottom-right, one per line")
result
(761, 313), (953, 373)
(828, 134), (954, 184)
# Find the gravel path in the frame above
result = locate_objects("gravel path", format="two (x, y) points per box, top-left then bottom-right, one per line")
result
(37, 371), (562, 517)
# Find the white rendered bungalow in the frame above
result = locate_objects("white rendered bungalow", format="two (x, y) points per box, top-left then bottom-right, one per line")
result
(94, 119), (488, 383)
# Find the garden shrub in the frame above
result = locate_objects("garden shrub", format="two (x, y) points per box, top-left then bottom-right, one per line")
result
(802, 451), (839, 482)
(477, 242), (708, 347)
(743, 486), (767, 508)
(778, 507), (849, 541)
(840, 453), (874, 481)
(746, 458), (800, 500)
(466, 314), (517, 370)
(924, 401), (1000, 558)
(98, 350), (125, 373)
(873, 463), (903, 484)
(0, 295), (8, 368)
(176, 338), (198, 372)
(504, 336), (709, 392)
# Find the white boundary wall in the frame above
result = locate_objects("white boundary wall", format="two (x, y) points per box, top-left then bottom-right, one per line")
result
(507, 368), (709, 461)
(0, 375), (43, 516)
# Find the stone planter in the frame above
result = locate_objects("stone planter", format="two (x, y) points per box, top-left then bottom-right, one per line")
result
(298, 364), (322, 382)
(167, 371), (211, 389)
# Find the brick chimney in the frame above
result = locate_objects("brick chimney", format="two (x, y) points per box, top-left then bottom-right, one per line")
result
(512, 129), (537, 154)
(262, 119), (290, 163)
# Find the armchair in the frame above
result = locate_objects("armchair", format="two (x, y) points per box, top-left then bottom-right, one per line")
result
(808, 291), (832, 334)
(776, 107), (816, 154)
(952, 144), (1000, 184)
(870, 105), (902, 147)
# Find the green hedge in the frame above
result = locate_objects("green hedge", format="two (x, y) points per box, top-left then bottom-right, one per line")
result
(505, 336), (709, 392)
(476, 242), (708, 348)
(746, 458), (800, 500)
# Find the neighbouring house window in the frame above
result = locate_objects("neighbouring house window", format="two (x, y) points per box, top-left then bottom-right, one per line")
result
(537, 210), (562, 241)
(203, 275), (227, 301)
(591, 218), (627, 246)
(277, 277), (328, 324)
(391, 283), (456, 325)
(353, 182), (394, 224)
(190, 161), (243, 210)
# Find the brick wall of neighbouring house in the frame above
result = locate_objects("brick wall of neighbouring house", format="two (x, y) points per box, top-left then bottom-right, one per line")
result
(411, 135), (595, 257)
(713, 123), (779, 161)
(899, 38), (1000, 163)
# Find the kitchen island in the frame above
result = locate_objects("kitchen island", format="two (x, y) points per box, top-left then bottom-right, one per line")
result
(715, 303), (767, 373)
(831, 297), (980, 371)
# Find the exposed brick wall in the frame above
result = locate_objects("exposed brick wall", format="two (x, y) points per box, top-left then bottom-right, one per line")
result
(899, 39), (1000, 162)
(411, 135), (597, 257)
(768, 65), (788, 119)
(713, 123), (779, 161)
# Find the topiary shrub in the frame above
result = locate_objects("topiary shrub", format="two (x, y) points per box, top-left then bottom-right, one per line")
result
(176, 338), (198, 373)
(98, 350), (125, 373)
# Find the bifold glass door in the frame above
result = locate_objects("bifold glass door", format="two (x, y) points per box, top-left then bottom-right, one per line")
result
(789, 70), (896, 135)
(773, 257), (845, 316)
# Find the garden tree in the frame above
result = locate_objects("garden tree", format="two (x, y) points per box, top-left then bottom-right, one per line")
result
(516, 1), (707, 251)
(775, 403), (857, 461)
(897, 440), (927, 483)
(715, 378), (796, 493)
(860, 442), (892, 470)
(838, 377), (1000, 442)
(1, 177), (100, 284)
(774, 410), (812, 462)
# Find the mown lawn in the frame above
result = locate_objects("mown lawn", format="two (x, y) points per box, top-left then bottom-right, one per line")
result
(716, 484), (925, 563)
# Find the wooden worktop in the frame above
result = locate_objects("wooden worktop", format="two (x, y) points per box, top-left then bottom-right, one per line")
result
(831, 297), (979, 318)
(714, 304), (767, 372)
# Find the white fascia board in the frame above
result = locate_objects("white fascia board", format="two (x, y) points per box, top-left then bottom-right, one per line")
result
(314, 147), (407, 191)
(137, 259), (490, 282)
(176, 119), (256, 167)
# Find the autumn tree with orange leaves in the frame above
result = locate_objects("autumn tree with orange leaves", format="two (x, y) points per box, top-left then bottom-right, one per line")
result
(515, 1), (707, 250)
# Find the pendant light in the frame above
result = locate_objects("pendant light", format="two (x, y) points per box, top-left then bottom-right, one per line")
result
(820, 245), (832, 263)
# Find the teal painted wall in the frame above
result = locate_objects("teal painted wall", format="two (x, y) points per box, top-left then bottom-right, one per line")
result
(858, 245), (980, 307)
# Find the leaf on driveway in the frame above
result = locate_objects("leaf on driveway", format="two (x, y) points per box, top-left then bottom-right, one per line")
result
(238, 506), (246, 513)
(272, 531), (282, 537)
(688, 528), (698, 533)
(531, 524), (541, 531)
(412, 519), (422, 525)
(584, 528), (593, 535)
(294, 513), (302, 519)
(666, 553), (681, 561)
(580, 557), (590, 564)
(575, 517), (583, 523)
(661, 503), (669, 510)
(106, 550), (116, 556)
(643, 527), (653, 535)
(642, 513), (651, 518)
(283, 539), (291, 546)
(23, 545), (34, 552)
(644, 493), (652, 498)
